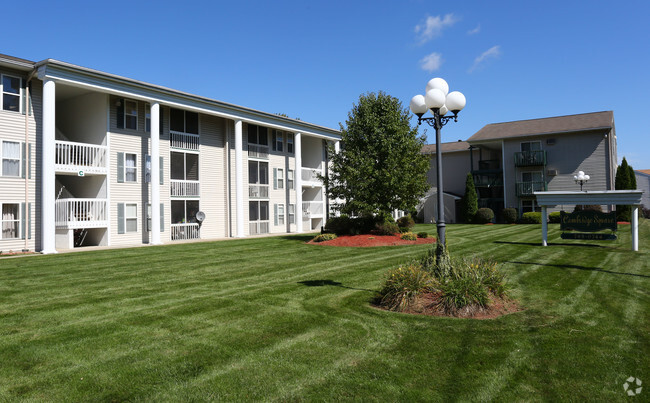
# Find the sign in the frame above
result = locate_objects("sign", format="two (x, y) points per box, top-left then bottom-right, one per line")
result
(560, 210), (617, 232)
(78, 170), (85, 177)
(561, 233), (617, 241)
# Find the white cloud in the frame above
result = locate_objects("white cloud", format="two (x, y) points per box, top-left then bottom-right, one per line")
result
(467, 24), (481, 35)
(414, 14), (459, 43)
(419, 52), (443, 72)
(469, 45), (501, 72)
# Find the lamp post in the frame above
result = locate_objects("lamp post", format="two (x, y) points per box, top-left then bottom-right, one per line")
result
(409, 78), (466, 251)
(573, 171), (590, 191)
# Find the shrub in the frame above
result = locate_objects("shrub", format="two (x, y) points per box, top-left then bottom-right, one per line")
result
(398, 226), (410, 233)
(374, 213), (399, 235)
(377, 263), (435, 311)
(324, 215), (352, 235)
(417, 232), (429, 239)
(519, 212), (542, 224)
(397, 215), (415, 230)
(400, 232), (417, 241)
(460, 172), (478, 223)
(438, 277), (489, 314)
(549, 211), (562, 223)
(474, 208), (494, 224)
(312, 233), (337, 242)
(501, 208), (518, 224)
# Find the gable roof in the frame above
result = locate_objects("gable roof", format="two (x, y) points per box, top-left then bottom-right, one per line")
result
(636, 169), (650, 176)
(467, 111), (614, 142)
(421, 141), (470, 154)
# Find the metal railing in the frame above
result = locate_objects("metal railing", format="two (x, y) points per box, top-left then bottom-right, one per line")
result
(249, 184), (269, 199)
(248, 144), (269, 159)
(171, 223), (200, 240)
(514, 150), (547, 167)
(55, 198), (108, 229)
(516, 181), (547, 196)
(249, 221), (269, 235)
(302, 201), (324, 218)
(55, 140), (107, 174)
(170, 131), (200, 151)
(170, 180), (200, 197)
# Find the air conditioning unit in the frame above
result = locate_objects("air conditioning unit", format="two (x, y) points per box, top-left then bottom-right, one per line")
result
(547, 169), (558, 176)
(546, 138), (556, 145)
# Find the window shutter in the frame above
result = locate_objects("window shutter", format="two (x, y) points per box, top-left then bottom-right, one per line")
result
(20, 202), (26, 239)
(117, 203), (125, 234)
(160, 203), (165, 232)
(274, 204), (278, 226)
(21, 79), (26, 115)
(117, 98), (125, 129)
(28, 144), (32, 179)
(117, 152), (124, 183)
(160, 157), (164, 185)
(21, 142), (26, 179)
(273, 168), (277, 190)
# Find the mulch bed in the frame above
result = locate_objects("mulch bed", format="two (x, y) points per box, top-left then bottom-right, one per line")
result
(309, 234), (436, 247)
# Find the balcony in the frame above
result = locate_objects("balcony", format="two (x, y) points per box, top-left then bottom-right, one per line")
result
(55, 198), (108, 229)
(171, 223), (200, 240)
(301, 167), (323, 187)
(170, 131), (199, 151)
(302, 201), (324, 218)
(249, 184), (269, 199)
(248, 144), (269, 159)
(516, 181), (547, 197)
(55, 140), (107, 175)
(171, 180), (200, 197)
(514, 150), (546, 167)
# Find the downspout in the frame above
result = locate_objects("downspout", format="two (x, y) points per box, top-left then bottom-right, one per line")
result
(225, 120), (231, 237)
(24, 69), (37, 252)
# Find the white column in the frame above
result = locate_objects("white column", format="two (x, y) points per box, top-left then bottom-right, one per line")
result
(41, 78), (57, 254)
(632, 206), (638, 252)
(234, 120), (244, 237)
(150, 102), (161, 244)
(541, 206), (548, 247)
(295, 133), (303, 233)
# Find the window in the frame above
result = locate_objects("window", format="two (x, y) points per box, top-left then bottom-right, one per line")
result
(125, 203), (137, 232)
(249, 201), (269, 221)
(277, 204), (285, 226)
(276, 168), (284, 189)
(521, 141), (542, 152)
(170, 108), (199, 134)
(145, 104), (151, 132)
(521, 199), (540, 214)
(171, 200), (199, 224)
(288, 204), (295, 224)
(125, 153), (137, 182)
(248, 161), (269, 185)
(2, 75), (21, 112)
(145, 155), (151, 183)
(522, 171), (543, 183)
(273, 130), (284, 152)
(171, 152), (199, 181)
(124, 100), (138, 130)
(248, 124), (268, 146)
(287, 170), (294, 189)
(2, 141), (20, 177)
(287, 133), (294, 153)
(1, 203), (19, 239)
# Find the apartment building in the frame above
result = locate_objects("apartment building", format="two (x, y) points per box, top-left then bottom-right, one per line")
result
(420, 111), (618, 222)
(0, 54), (340, 253)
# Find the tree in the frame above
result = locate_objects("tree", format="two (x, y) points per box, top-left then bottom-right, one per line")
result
(323, 91), (430, 216)
(615, 157), (636, 221)
(460, 172), (478, 223)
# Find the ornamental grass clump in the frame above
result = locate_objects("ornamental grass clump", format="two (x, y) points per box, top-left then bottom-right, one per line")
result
(312, 233), (337, 242)
(400, 232), (417, 241)
(378, 263), (435, 311)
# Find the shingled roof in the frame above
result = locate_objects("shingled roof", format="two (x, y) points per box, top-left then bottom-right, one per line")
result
(421, 141), (470, 154)
(636, 169), (650, 176)
(467, 111), (614, 142)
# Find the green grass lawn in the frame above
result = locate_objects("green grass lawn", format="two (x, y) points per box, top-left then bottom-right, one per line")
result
(1, 221), (648, 401)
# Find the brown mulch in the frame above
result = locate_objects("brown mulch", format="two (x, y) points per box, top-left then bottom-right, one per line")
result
(308, 234), (436, 247)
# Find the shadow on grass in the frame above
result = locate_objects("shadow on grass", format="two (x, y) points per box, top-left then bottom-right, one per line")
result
(297, 279), (374, 292)
(494, 241), (613, 249)
(506, 261), (650, 279)
(278, 234), (318, 243)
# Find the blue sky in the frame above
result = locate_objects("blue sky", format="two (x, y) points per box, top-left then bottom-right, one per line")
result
(4, 0), (649, 168)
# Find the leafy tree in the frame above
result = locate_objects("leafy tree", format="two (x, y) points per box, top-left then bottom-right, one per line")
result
(460, 172), (478, 223)
(615, 157), (636, 221)
(323, 91), (430, 216)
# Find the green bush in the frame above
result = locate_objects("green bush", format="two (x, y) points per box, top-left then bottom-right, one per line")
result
(398, 226), (410, 233)
(519, 212), (542, 224)
(501, 208), (518, 224)
(474, 208), (494, 224)
(400, 232), (417, 241)
(324, 215), (352, 235)
(374, 213), (399, 235)
(417, 232), (429, 239)
(312, 233), (337, 242)
(377, 263), (435, 311)
(438, 277), (489, 313)
(549, 211), (562, 223)
(396, 215), (415, 229)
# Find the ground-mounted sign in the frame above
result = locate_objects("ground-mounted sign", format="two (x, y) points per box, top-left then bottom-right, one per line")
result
(560, 210), (617, 232)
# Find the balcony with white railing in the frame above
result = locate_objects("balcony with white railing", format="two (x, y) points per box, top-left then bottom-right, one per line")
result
(171, 223), (200, 240)
(249, 221), (269, 235)
(248, 144), (269, 159)
(170, 131), (200, 151)
(301, 167), (324, 187)
(249, 184), (269, 199)
(55, 198), (108, 229)
(302, 201), (324, 218)
(55, 140), (107, 175)
(171, 180), (200, 197)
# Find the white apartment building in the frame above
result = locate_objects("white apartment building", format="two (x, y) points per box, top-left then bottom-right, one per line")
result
(0, 54), (340, 253)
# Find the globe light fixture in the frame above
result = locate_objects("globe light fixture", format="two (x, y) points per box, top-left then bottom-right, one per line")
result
(409, 78), (466, 252)
(574, 171), (590, 191)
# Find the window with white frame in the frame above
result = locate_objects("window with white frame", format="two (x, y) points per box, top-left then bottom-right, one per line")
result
(249, 201), (269, 222)
(1, 203), (19, 239)
(2, 75), (21, 112)
(125, 203), (138, 232)
(277, 204), (285, 225)
(521, 199), (540, 214)
(171, 200), (199, 224)
(287, 133), (294, 153)
(288, 204), (295, 224)
(248, 161), (269, 185)
(287, 169), (294, 189)
(170, 108), (199, 134)
(273, 130), (284, 152)
(171, 151), (199, 181)
(2, 141), (21, 177)
(276, 168), (284, 189)
(124, 100), (138, 130)
(125, 153), (137, 182)
(145, 104), (151, 132)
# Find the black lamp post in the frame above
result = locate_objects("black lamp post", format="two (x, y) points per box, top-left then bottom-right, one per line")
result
(409, 78), (466, 251)
(573, 171), (590, 191)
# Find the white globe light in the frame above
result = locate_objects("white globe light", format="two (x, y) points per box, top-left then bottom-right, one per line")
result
(425, 88), (446, 110)
(578, 171), (584, 176)
(585, 175), (590, 180)
(574, 175), (578, 180)
(446, 91), (466, 113)
(439, 105), (448, 116)
(409, 94), (428, 117)
(426, 78), (449, 96)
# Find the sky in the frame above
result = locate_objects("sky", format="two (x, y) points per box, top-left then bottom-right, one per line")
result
(3, 0), (649, 168)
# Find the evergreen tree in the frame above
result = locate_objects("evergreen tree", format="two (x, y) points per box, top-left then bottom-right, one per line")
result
(615, 157), (634, 221)
(460, 172), (478, 223)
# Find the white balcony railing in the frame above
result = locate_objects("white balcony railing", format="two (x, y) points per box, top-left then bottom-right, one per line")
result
(249, 185), (269, 199)
(55, 140), (107, 175)
(171, 223), (200, 240)
(301, 167), (323, 184)
(302, 201), (324, 218)
(55, 198), (108, 229)
(170, 131), (200, 151)
(171, 180), (200, 197)
(249, 221), (269, 235)
(248, 144), (269, 159)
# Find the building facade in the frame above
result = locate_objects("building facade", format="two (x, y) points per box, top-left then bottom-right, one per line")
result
(0, 54), (340, 253)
